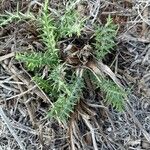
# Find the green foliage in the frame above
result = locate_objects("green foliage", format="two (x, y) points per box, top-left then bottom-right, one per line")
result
(16, 52), (52, 71)
(94, 16), (118, 59)
(16, 51), (59, 70)
(58, 9), (85, 38)
(48, 77), (83, 122)
(16, 0), (59, 71)
(0, 4), (35, 27)
(14, 0), (126, 123)
(38, 1), (59, 68)
(89, 72), (126, 111)
(99, 79), (126, 111)
(39, 12), (59, 62)
(49, 66), (70, 94)
(32, 76), (51, 93)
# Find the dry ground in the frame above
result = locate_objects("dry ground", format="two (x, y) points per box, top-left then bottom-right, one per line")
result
(0, 0), (150, 150)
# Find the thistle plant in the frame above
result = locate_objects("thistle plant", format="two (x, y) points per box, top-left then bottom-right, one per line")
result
(91, 73), (125, 111)
(94, 15), (118, 59)
(58, 9), (85, 38)
(15, 0), (127, 123)
(49, 76), (83, 122)
(100, 79), (125, 111)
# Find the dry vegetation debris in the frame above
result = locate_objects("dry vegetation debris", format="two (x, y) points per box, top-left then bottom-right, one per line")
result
(0, 0), (150, 150)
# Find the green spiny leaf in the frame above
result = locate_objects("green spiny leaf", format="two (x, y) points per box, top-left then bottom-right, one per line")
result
(90, 72), (126, 111)
(48, 77), (83, 123)
(58, 9), (85, 38)
(16, 52), (56, 71)
(94, 16), (117, 59)
(32, 76), (51, 93)
(100, 79), (126, 111)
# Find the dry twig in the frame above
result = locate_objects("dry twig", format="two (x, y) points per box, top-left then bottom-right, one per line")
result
(0, 107), (25, 150)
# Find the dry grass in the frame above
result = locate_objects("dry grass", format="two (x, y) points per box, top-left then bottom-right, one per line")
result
(0, 0), (150, 149)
